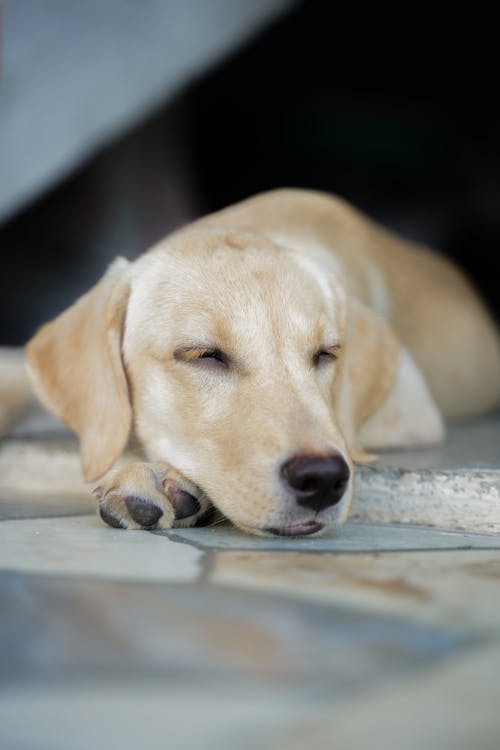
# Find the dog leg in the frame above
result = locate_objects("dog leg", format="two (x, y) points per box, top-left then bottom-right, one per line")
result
(93, 462), (211, 530)
(359, 347), (445, 449)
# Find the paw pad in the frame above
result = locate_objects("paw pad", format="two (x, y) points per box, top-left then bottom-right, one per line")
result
(99, 506), (127, 529)
(164, 482), (201, 519)
(124, 496), (163, 528)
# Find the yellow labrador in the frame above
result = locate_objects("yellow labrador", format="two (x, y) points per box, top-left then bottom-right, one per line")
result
(22, 189), (500, 536)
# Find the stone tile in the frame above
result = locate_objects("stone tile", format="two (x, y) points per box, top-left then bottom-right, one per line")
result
(0, 490), (93, 520)
(0, 572), (467, 685)
(0, 516), (201, 582)
(0, 437), (87, 497)
(0, 566), (470, 750)
(0, 437), (134, 505)
(210, 548), (500, 634)
(0, 435), (94, 519)
(166, 520), (500, 552)
(267, 641), (500, 750)
(0, 678), (319, 750)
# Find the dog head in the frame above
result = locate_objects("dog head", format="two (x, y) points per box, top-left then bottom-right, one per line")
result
(26, 230), (398, 536)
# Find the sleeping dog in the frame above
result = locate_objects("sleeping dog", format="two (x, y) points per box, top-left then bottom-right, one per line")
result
(13, 189), (500, 536)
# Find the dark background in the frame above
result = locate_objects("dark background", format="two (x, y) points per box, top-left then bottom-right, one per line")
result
(2, 0), (499, 344)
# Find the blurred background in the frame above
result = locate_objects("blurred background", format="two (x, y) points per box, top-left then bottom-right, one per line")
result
(1, 0), (499, 345)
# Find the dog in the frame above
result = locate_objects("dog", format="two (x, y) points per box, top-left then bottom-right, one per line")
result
(9, 189), (500, 537)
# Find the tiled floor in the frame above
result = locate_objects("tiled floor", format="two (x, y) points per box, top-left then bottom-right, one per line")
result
(1, 415), (500, 749)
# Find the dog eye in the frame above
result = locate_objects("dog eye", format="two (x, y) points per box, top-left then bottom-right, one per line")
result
(313, 346), (341, 367)
(196, 349), (229, 368)
(174, 346), (230, 369)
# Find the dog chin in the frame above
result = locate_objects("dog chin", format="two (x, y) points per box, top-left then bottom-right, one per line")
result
(229, 499), (352, 537)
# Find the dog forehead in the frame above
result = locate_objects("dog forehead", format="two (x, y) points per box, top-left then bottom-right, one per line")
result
(125, 240), (341, 346)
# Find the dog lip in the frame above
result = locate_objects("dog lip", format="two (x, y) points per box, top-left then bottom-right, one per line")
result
(265, 521), (324, 537)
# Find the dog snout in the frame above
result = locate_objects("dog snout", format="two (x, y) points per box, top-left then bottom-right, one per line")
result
(280, 453), (350, 512)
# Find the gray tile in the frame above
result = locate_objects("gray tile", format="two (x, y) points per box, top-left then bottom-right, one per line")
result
(0, 491), (93, 520)
(0, 678), (317, 750)
(0, 437), (89, 511)
(164, 520), (500, 553)
(0, 567), (474, 750)
(267, 641), (500, 750)
(210, 548), (500, 635)
(0, 516), (201, 582)
(0, 572), (469, 687)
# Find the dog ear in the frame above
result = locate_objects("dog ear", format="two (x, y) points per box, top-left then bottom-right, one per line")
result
(26, 258), (132, 482)
(334, 296), (399, 465)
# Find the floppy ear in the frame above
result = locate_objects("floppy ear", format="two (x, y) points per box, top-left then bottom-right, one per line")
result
(25, 258), (132, 482)
(334, 296), (399, 465)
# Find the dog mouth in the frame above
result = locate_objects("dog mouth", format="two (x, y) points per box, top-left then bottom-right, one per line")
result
(265, 521), (324, 537)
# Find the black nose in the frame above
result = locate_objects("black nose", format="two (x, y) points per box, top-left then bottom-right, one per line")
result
(280, 453), (350, 512)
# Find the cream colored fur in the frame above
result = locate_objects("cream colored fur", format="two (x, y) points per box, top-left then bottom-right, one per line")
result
(6, 189), (500, 536)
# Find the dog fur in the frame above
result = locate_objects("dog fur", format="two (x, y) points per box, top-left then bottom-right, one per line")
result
(7, 189), (500, 536)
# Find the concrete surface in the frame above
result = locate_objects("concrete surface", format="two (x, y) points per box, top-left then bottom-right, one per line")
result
(352, 412), (500, 532)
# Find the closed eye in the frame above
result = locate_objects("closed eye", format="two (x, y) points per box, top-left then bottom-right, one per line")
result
(312, 344), (342, 367)
(174, 346), (230, 369)
(197, 349), (229, 367)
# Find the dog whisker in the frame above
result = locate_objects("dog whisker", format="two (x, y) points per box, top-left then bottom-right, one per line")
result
(207, 513), (230, 528)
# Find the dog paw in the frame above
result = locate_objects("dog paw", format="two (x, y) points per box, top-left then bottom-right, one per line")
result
(93, 462), (209, 530)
